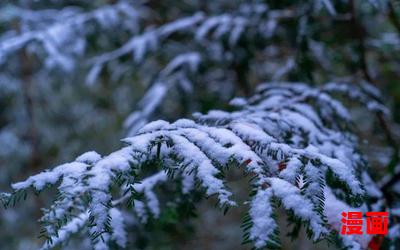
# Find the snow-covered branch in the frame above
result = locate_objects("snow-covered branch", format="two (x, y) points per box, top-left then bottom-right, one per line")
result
(8, 82), (386, 249)
(0, 1), (140, 70)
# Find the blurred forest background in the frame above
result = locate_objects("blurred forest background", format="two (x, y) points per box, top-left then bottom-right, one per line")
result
(0, 0), (399, 249)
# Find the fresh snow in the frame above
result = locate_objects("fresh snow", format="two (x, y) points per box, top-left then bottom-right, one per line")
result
(10, 82), (387, 249)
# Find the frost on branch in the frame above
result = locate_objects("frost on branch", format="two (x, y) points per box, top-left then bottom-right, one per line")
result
(0, 1), (140, 71)
(89, 4), (271, 135)
(124, 52), (201, 135)
(9, 82), (386, 249)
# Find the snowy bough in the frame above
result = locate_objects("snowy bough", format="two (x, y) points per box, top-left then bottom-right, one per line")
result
(3, 81), (390, 250)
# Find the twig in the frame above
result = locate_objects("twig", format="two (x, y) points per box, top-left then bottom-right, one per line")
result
(15, 20), (41, 171)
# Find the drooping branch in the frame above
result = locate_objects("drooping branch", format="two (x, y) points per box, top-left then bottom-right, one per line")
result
(7, 82), (384, 249)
